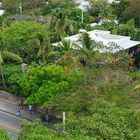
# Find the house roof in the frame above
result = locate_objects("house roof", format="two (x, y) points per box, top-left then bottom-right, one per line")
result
(52, 30), (140, 52)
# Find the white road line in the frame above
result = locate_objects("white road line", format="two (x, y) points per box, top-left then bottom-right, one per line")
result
(0, 110), (22, 120)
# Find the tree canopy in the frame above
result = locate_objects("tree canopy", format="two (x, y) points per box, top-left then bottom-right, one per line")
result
(1, 21), (48, 62)
(9, 64), (83, 105)
(1, 0), (140, 139)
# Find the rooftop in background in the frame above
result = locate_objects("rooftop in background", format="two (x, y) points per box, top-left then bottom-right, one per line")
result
(0, 2), (4, 16)
(0, 10), (4, 16)
(52, 30), (140, 52)
(72, 0), (120, 11)
(76, 0), (90, 11)
(108, 0), (120, 3)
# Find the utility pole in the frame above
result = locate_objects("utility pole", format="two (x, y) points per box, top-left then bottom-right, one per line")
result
(62, 112), (66, 133)
(82, 9), (83, 23)
(19, 0), (23, 15)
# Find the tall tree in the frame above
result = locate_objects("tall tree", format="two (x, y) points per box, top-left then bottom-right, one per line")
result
(123, 0), (140, 27)
(2, 21), (48, 63)
(77, 32), (103, 82)
(26, 34), (50, 63)
(56, 39), (82, 73)
(111, 0), (130, 19)
(49, 8), (73, 41)
(89, 0), (112, 17)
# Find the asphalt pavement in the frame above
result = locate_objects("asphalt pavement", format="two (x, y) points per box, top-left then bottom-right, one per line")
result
(0, 110), (21, 138)
(0, 98), (41, 139)
(0, 99), (40, 121)
(0, 93), (62, 139)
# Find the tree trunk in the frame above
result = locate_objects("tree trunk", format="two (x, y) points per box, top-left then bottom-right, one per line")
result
(0, 64), (6, 90)
(84, 66), (87, 83)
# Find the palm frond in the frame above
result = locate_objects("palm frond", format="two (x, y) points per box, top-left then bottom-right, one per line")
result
(26, 38), (40, 48)
(37, 45), (46, 57)
(65, 56), (83, 74)
(65, 19), (74, 33)
(3, 51), (22, 63)
(58, 39), (72, 51)
(132, 84), (140, 92)
(48, 51), (61, 58)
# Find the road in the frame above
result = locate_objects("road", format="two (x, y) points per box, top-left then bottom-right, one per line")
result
(0, 110), (21, 138)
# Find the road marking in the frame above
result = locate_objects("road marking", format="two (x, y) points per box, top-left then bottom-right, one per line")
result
(0, 110), (22, 120)
(0, 120), (20, 133)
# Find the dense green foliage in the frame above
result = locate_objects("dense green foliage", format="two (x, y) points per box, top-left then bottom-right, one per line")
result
(111, 0), (130, 20)
(0, 129), (11, 140)
(0, 64), (21, 89)
(2, 21), (46, 47)
(112, 19), (138, 40)
(1, 0), (140, 139)
(66, 103), (140, 140)
(18, 120), (95, 140)
(20, 89), (140, 140)
(9, 64), (83, 104)
(89, 0), (112, 18)
(1, 21), (48, 62)
(123, 0), (140, 27)
(93, 19), (140, 41)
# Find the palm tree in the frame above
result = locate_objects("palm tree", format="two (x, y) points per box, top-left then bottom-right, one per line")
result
(0, 16), (3, 30)
(56, 39), (83, 73)
(58, 39), (74, 55)
(26, 34), (50, 63)
(77, 32), (103, 82)
(0, 38), (22, 89)
(35, 34), (51, 63)
(49, 8), (74, 41)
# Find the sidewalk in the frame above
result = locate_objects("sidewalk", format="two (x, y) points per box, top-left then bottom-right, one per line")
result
(0, 99), (41, 121)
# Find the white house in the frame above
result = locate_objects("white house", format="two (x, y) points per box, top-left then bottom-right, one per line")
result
(52, 30), (140, 52)
(72, 0), (120, 11)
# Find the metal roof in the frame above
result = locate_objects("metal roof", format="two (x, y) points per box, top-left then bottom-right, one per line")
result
(52, 30), (140, 52)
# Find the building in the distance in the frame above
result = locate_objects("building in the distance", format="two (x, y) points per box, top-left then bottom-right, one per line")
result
(108, 0), (120, 3)
(52, 29), (140, 69)
(52, 30), (140, 52)
(0, 2), (4, 16)
(72, 0), (120, 11)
